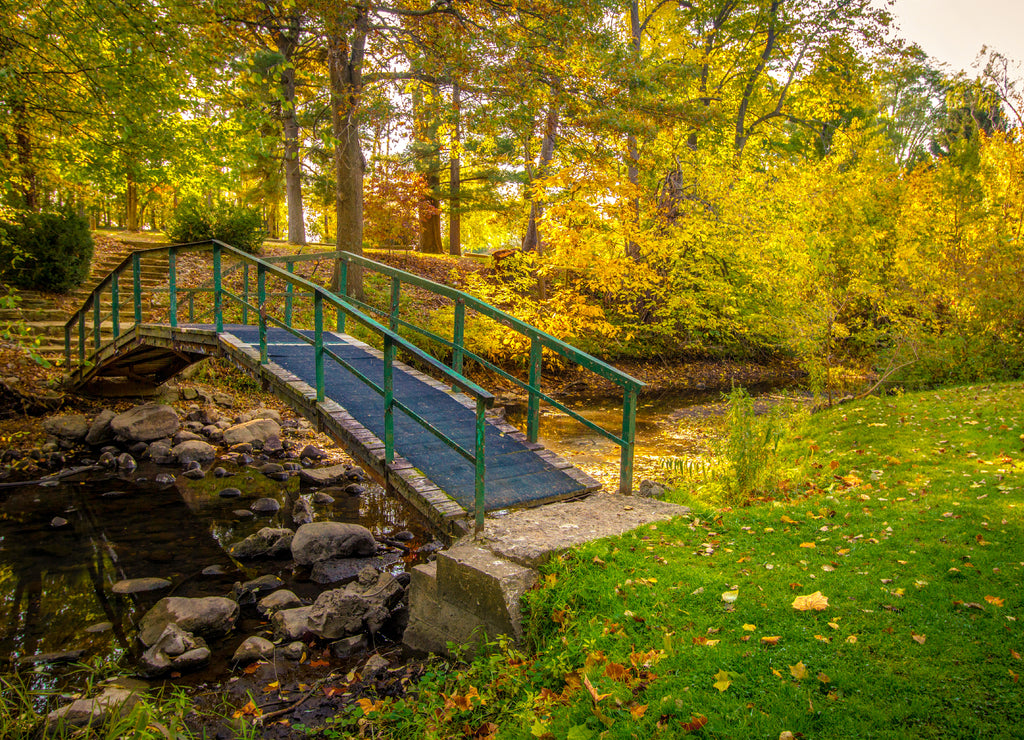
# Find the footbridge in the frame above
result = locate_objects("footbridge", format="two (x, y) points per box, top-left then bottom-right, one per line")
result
(62, 241), (643, 537)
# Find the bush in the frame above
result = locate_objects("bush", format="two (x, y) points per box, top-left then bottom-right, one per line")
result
(167, 198), (266, 255)
(0, 209), (93, 293)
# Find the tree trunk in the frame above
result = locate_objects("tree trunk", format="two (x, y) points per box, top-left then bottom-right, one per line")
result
(126, 173), (139, 232)
(448, 83), (462, 257)
(624, 1), (642, 261)
(277, 14), (306, 246)
(327, 18), (368, 301)
(12, 101), (37, 211)
(413, 83), (444, 254)
(522, 98), (559, 254)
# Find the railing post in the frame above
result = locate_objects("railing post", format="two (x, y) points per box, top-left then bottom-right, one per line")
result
(132, 252), (141, 325)
(336, 259), (348, 332)
(241, 262), (249, 325)
(92, 293), (100, 349)
(257, 264), (267, 365)
(620, 383), (638, 495)
(452, 298), (465, 376)
(383, 336), (395, 464)
(78, 311), (85, 364)
(314, 293), (324, 403)
(285, 260), (294, 328)
(188, 293), (195, 322)
(474, 397), (487, 534)
(168, 248), (177, 328)
(389, 276), (400, 332)
(64, 324), (70, 369)
(111, 270), (120, 338)
(527, 335), (542, 443)
(213, 242), (223, 333)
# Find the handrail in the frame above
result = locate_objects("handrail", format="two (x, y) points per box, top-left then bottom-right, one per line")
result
(63, 240), (494, 531)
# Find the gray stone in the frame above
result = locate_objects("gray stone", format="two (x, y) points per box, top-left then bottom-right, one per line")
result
(112, 577), (172, 595)
(85, 409), (116, 446)
(154, 473), (176, 485)
(180, 387), (199, 401)
(43, 414), (89, 442)
(218, 487), (242, 498)
(257, 589), (303, 616)
(233, 509), (254, 519)
(298, 464), (349, 487)
(19, 650), (85, 665)
(300, 444), (328, 460)
(307, 568), (404, 639)
(138, 624), (209, 676)
(232, 636), (275, 663)
(86, 621), (113, 633)
(262, 435), (284, 454)
(46, 686), (140, 731)
(145, 441), (177, 465)
(638, 479), (670, 499)
(98, 451), (116, 467)
(361, 653), (391, 679)
(213, 466), (230, 478)
(138, 596), (239, 646)
(183, 466), (206, 480)
(116, 453), (137, 472)
(278, 641), (305, 661)
(291, 522), (376, 565)
(259, 463), (284, 475)
(173, 439), (216, 465)
(50, 516), (68, 528)
(312, 492), (335, 505)
(271, 606), (314, 641)
(111, 403), (180, 442)
(231, 574), (286, 605)
(222, 418), (281, 448)
(292, 496), (314, 526)
(213, 392), (235, 407)
(250, 407), (282, 423)
(201, 565), (228, 576)
(250, 497), (281, 514)
(330, 634), (369, 659)
(172, 430), (204, 444)
(310, 553), (402, 585)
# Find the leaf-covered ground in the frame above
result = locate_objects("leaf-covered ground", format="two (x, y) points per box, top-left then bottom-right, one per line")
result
(318, 383), (1024, 739)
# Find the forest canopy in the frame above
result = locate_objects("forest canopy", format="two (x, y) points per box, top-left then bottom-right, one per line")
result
(2, 0), (1023, 391)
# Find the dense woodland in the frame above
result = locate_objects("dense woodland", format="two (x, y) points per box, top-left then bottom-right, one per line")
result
(3, 0), (1024, 392)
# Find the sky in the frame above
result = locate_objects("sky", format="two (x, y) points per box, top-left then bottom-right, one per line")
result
(887, 0), (1024, 74)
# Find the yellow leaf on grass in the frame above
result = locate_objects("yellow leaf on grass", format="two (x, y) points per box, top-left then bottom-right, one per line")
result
(985, 595), (1006, 607)
(604, 663), (630, 682)
(743, 624), (757, 631)
(911, 633), (926, 644)
(789, 662), (809, 680)
(817, 672), (831, 684)
(583, 674), (611, 704)
(722, 590), (739, 603)
(814, 635), (831, 642)
(630, 704), (648, 720)
(358, 698), (384, 715)
(760, 636), (781, 645)
(713, 669), (732, 692)
(799, 542), (816, 549)
(846, 635), (858, 644)
(793, 591), (830, 611)
(781, 515), (799, 524)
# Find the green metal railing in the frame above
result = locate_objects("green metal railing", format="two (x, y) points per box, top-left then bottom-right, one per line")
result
(62, 240), (495, 531)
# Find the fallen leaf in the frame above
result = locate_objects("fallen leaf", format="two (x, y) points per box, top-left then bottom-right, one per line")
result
(357, 698), (383, 715)
(781, 515), (799, 524)
(692, 636), (720, 647)
(604, 663), (630, 682)
(743, 624), (757, 631)
(985, 595), (1006, 607)
(583, 674), (611, 704)
(308, 659), (330, 668)
(681, 715), (708, 732)
(761, 636), (782, 645)
(1010, 669), (1020, 684)
(814, 635), (831, 643)
(799, 542), (816, 549)
(243, 663), (260, 675)
(232, 700), (262, 719)
(630, 704), (648, 720)
(713, 669), (732, 692)
(793, 591), (830, 611)
(846, 635), (858, 644)
(817, 672), (831, 684)
(911, 633), (926, 645)
(722, 589), (739, 603)
(1012, 649), (1021, 660)
(789, 662), (809, 680)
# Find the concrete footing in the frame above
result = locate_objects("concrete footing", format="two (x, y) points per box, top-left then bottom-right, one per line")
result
(403, 493), (689, 656)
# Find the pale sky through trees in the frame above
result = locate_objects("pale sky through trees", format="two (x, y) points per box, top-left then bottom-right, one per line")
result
(888, 0), (1024, 73)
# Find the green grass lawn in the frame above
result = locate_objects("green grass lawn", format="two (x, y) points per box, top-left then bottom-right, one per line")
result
(325, 383), (1024, 739)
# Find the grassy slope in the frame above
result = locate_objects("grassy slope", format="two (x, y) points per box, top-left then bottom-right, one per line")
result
(335, 383), (1024, 740)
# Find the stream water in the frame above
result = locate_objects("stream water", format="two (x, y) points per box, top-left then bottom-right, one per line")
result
(0, 458), (436, 697)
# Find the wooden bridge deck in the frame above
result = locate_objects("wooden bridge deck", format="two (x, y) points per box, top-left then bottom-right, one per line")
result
(80, 323), (600, 537)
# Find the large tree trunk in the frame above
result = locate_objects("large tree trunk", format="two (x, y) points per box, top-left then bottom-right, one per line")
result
(277, 14), (306, 246)
(448, 82), (462, 257)
(327, 18), (368, 301)
(413, 82), (444, 254)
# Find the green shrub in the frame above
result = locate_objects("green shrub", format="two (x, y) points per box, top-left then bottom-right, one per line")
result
(167, 198), (266, 255)
(0, 209), (93, 293)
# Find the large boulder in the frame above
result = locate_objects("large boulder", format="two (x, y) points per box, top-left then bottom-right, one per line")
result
(230, 528), (294, 559)
(43, 414), (89, 442)
(307, 567), (405, 639)
(111, 403), (180, 442)
(271, 606), (314, 641)
(221, 418), (281, 449)
(137, 596), (238, 646)
(291, 522), (376, 565)
(232, 635), (275, 663)
(298, 464), (349, 487)
(171, 439), (216, 465)
(85, 409), (116, 446)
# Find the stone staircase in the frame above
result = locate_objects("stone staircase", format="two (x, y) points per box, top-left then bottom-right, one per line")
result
(1, 237), (171, 357)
